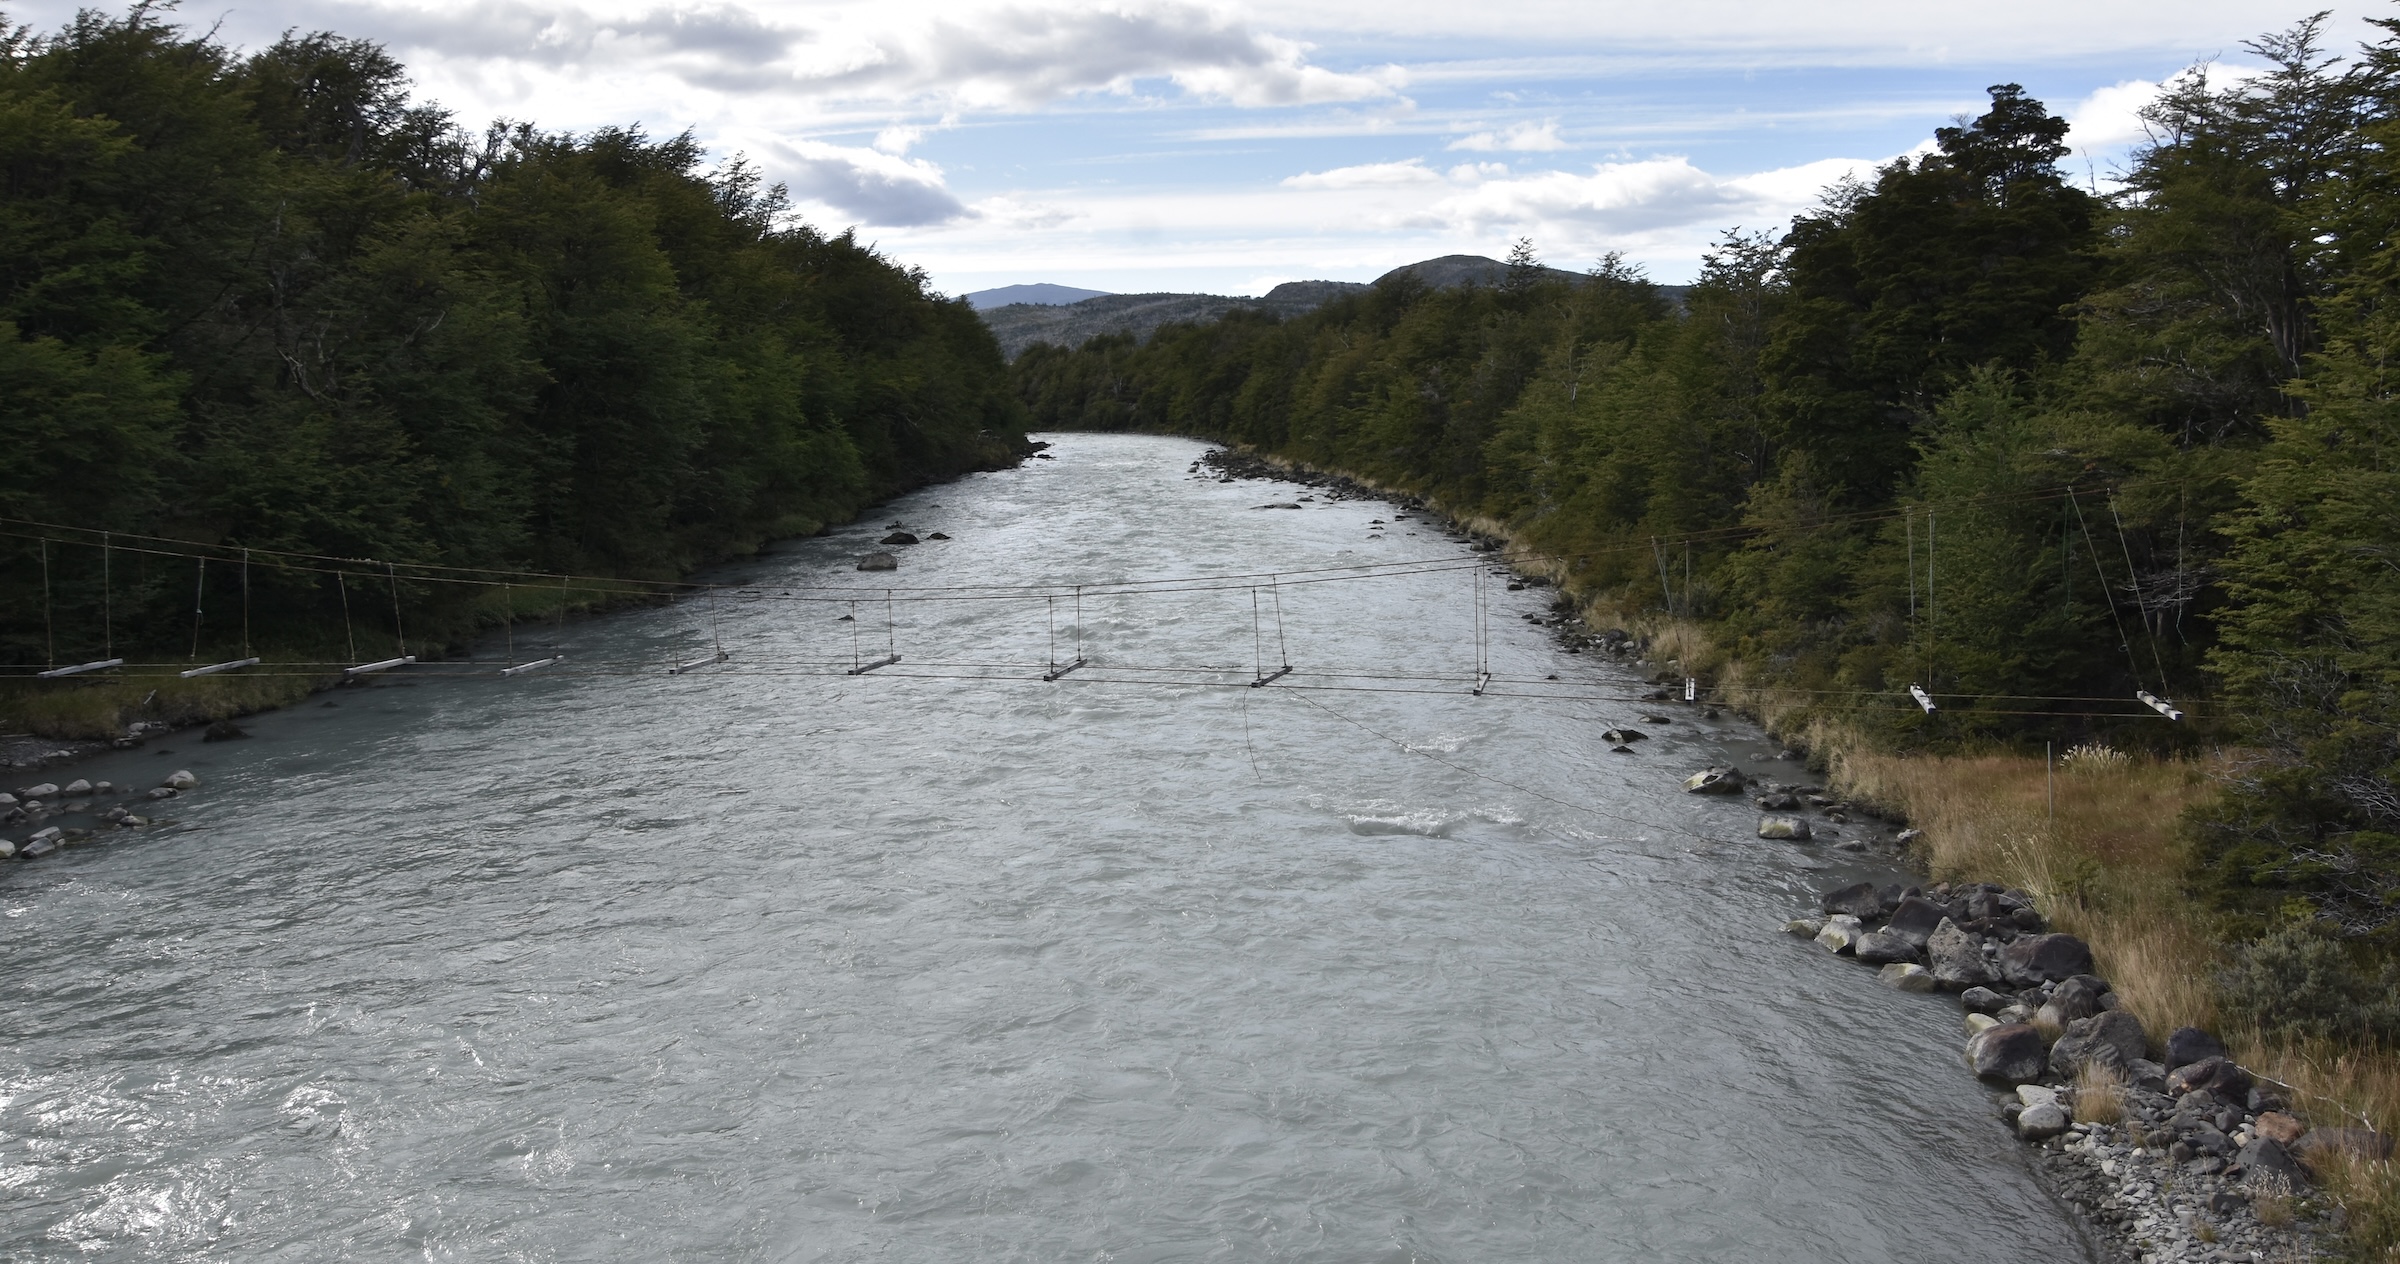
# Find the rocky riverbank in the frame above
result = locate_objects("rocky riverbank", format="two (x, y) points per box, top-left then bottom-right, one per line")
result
(1781, 874), (2376, 1262)
(1, 764), (197, 861)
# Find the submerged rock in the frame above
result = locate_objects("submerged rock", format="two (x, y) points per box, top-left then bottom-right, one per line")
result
(857, 552), (900, 572)
(880, 531), (919, 545)
(1683, 766), (1745, 794)
(1815, 915), (1864, 954)
(1599, 728), (1647, 744)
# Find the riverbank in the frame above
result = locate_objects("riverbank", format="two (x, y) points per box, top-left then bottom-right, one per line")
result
(1196, 440), (2396, 1262)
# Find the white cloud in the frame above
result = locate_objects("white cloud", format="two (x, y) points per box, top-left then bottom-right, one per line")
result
(1447, 119), (1567, 151)
(762, 139), (971, 226)
(1282, 159), (1445, 189)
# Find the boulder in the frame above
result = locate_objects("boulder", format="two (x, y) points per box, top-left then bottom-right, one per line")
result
(2238, 1137), (2310, 1191)
(1815, 915), (1864, 954)
(1927, 920), (1993, 989)
(2049, 1010), (2148, 1077)
(146, 787), (178, 800)
(2164, 1026), (2227, 1071)
(21, 783), (59, 798)
(1854, 931), (1920, 965)
(1882, 895), (1948, 948)
(1755, 792), (1801, 810)
(1999, 933), (2094, 985)
(857, 552), (899, 572)
(1960, 985), (2010, 1014)
(2295, 1127), (2396, 1165)
(926, 532), (950, 541)
(20, 836), (54, 858)
(2017, 1102), (2071, 1140)
(1783, 918), (1824, 938)
(1878, 962), (1938, 992)
(0, 793), (13, 807)
(1820, 882), (1883, 919)
(2253, 1112), (2305, 1145)
(0, 840), (13, 859)
(60, 779), (92, 796)
(2167, 1056), (2254, 1101)
(2126, 1058), (2169, 1093)
(1599, 728), (1648, 744)
(1757, 816), (1812, 841)
(164, 770), (198, 791)
(1683, 766), (1745, 794)
(880, 531), (919, 545)
(2016, 1084), (2061, 1108)
(1965, 1012), (2000, 1035)
(2048, 975), (2109, 1021)
(1967, 1023), (2050, 1084)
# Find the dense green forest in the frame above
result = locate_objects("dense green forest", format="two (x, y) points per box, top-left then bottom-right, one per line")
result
(0, 8), (1026, 673)
(1016, 19), (2400, 939)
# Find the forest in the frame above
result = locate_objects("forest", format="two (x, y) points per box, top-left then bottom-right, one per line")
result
(0, 8), (1027, 686)
(1015, 20), (2400, 945)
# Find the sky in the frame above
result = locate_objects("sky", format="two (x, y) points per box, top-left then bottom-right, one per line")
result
(18, 0), (2373, 295)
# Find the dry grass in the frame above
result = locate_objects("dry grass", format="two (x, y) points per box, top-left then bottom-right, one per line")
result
(2075, 1062), (2127, 1125)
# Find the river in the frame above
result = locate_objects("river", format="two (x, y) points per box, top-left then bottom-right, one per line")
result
(0, 433), (2091, 1261)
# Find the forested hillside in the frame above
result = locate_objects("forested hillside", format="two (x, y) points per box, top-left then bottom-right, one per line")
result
(0, 9), (1026, 674)
(1016, 21), (2400, 939)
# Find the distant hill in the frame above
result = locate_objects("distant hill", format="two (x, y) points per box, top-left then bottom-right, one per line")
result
(980, 256), (1686, 359)
(963, 283), (1113, 310)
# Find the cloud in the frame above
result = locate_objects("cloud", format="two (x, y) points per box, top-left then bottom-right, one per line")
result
(1428, 154), (1885, 237)
(763, 140), (972, 226)
(343, 0), (803, 71)
(1282, 159), (1444, 189)
(788, 4), (1404, 110)
(1447, 118), (1567, 151)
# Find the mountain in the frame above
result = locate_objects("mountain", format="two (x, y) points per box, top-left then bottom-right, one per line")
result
(963, 283), (1113, 310)
(976, 256), (1687, 359)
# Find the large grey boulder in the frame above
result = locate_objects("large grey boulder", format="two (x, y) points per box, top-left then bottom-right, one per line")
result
(1853, 931), (1920, 965)
(1820, 882), (1884, 919)
(163, 770), (198, 791)
(2238, 1137), (2310, 1190)
(1967, 1023), (2050, 1084)
(2164, 1026), (2227, 1071)
(60, 779), (92, 796)
(2017, 1102), (2071, 1140)
(20, 783), (59, 798)
(1815, 915), (1864, 954)
(1878, 963), (1938, 992)
(1927, 919), (1993, 989)
(1882, 895), (1948, 948)
(1960, 985), (2010, 1013)
(2050, 1010), (2148, 1077)
(1999, 932), (2094, 985)
(2048, 975), (2109, 1021)
(1684, 766), (1745, 794)
(1757, 816), (1812, 840)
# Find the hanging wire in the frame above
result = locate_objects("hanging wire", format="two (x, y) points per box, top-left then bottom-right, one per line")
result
(849, 598), (861, 669)
(1271, 577), (1288, 670)
(1074, 584), (1083, 663)
(2110, 495), (2173, 687)
(1251, 587), (1265, 680)
(504, 582), (515, 661)
(886, 590), (896, 658)
(40, 538), (55, 668)
(241, 547), (252, 660)
(189, 556), (206, 660)
(337, 571), (357, 664)
(387, 561), (407, 658)
(2068, 488), (2143, 680)
(709, 584), (723, 660)
(101, 532), (112, 661)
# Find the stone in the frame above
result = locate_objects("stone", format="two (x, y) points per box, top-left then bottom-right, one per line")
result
(202, 720), (247, 742)
(1999, 932), (2094, 985)
(1819, 882), (1883, 918)
(1967, 1023), (2050, 1083)
(1755, 792), (1800, 810)
(146, 787), (178, 800)
(60, 779), (92, 796)
(1757, 816), (1812, 840)
(1965, 1012), (2000, 1035)
(1878, 962), (1937, 991)
(1960, 985), (2010, 1014)
(1927, 919), (1993, 989)
(1783, 918), (1824, 938)
(2253, 1112), (2305, 1145)
(857, 552), (899, 571)
(20, 836), (54, 858)
(880, 531), (919, 545)
(2167, 1056), (2254, 1101)
(2295, 1127), (2396, 1165)
(2017, 1103), (2071, 1140)
(118, 815), (147, 827)
(1895, 827), (1924, 846)
(21, 783), (59, 798)
(1853, 931), (1920, 965)
(2126, 1058), (2168, 1093)
(164, 770), (198, 791)
(2238, 1137), (2310, 1190)
(0, 793), (13, 807)
(2050, 1010), (2148, 1077)
(1683, 766), (1745, 794)
(1815, 915), (1864, 954)
(2163, 1026), (2227, 1071)
(2049, 975), (2108, 1021)
(1599, 728), (1648, 744)
(2016, 1084), (2061, 1108)
(1882, 895), (1947, 948)
(926, 532), (950, 541)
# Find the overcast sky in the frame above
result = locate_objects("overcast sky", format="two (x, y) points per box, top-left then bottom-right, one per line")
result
(20, 0), (2370, 294)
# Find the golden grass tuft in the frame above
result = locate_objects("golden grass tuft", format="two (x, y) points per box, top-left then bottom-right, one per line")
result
(2074, 1062), (2127, 1125)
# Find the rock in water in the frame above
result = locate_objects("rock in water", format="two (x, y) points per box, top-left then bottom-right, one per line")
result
(61, 779), (92, 796)
(1967, 1023), (2049, 1083)
(1999, 932), (2094, 985)
(1754, 791), (1800, 810)
(1878, 963), (1938, 992)
(2049, 1010), (2148, 1077)
(1927, 920), (1994, 989)
(880, 531), (919, 545)
(2163, 1026), (2227, 1071)
(857, 552), (900, 572)
(163, 770), (198, 791)
(20, 783), (59, 799)
(1819, 882), (1884, 919)
(1599, 728), (1647, 744)
(203, 720), (248, 741)
(2017, 1102), (2071, 1140)
(1815, 915), (1864, 954)
(1756, 816), (1812, 840)
(1683, 766), (1745, 794)
(1853, 931), (1920, 965)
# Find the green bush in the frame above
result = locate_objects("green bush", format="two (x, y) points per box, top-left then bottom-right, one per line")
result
(2215, 923), (2400, 1045)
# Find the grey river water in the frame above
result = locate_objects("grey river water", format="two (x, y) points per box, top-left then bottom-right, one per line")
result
(0, 433), (2092, 1261)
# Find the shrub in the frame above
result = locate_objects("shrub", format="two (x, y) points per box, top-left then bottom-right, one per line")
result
(2215, 924), (2400, 1046)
